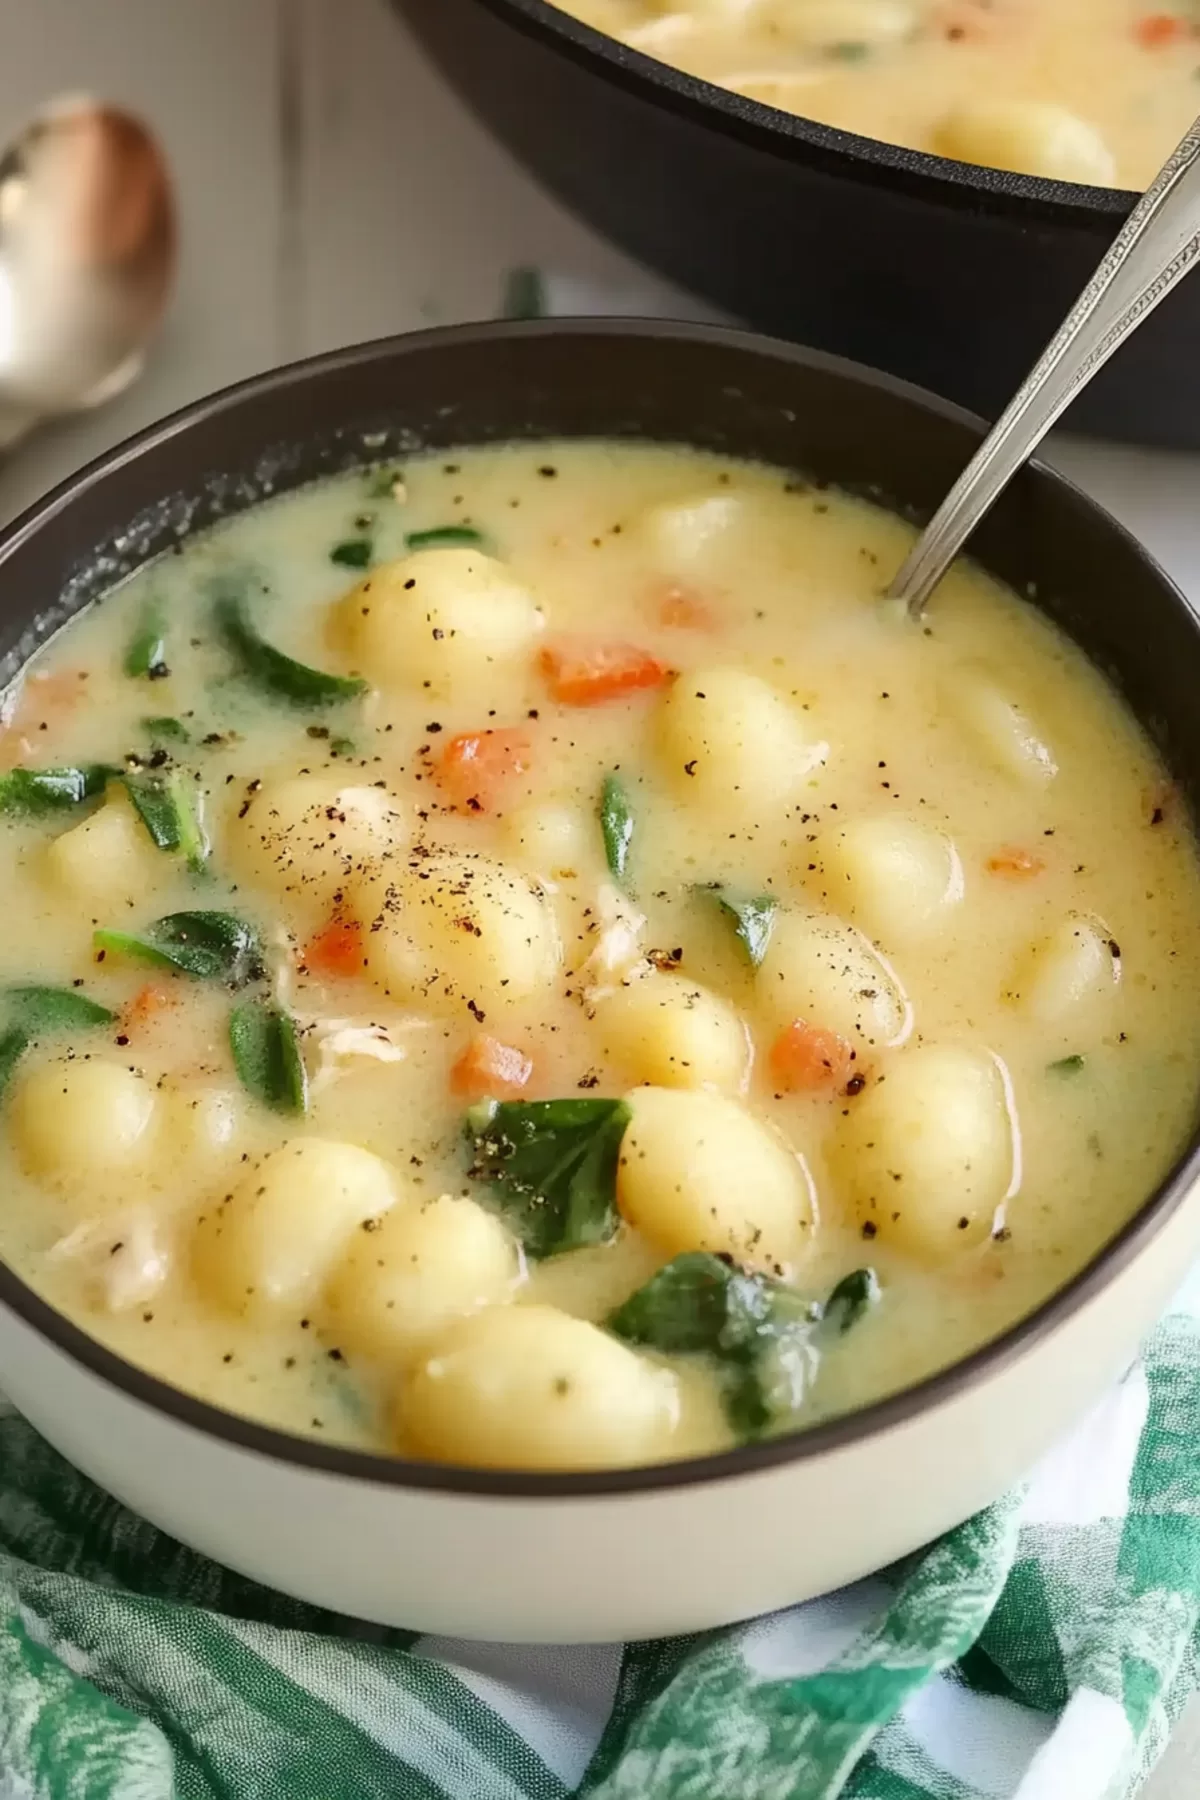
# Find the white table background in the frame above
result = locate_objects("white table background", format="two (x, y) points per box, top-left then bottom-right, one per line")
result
(0, 0), (1196, 1791)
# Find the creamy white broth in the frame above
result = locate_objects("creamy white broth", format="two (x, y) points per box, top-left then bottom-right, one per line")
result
(556, 0), (1200, 189)
(0, 439), (1197, 1471)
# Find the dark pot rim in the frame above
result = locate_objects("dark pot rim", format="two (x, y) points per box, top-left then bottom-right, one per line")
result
(0, 317), (1195, 1503)
(465, 0), (1135, 229)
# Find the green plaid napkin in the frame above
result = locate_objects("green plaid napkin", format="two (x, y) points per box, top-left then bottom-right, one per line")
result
(1, 1269), (1199, 1799)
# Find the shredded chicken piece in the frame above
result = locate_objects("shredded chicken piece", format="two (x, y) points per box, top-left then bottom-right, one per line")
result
(50, 1209), (169, 1313)
(269, 925), (301, 1010)
(302, 1015), (425, 1093)
(580, 882), (649, 1003)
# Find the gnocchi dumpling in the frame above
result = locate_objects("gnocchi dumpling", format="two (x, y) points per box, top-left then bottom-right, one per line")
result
(44, 787), (167, 910)
(194, 1137), (397, 1319)
(617, 1085), (815, 1275)
(657, 666), (827, 816)
(505, 799), (596, 882)
(162, 1084), (248, 1182)
(835, 1043), (1016, 1256)
(934, 101), (1116, 186)
(399, 1303), (678, 1470)
(10, 1058), (159, 1212)
(946, 667), (1057, 787)
(334, 548), (543, 698)
(228, 775), (405, 913)
(816, 815), (963, 945)
(759, 908), (911, 1049)
(1012, 914), (1121, 1025)
(359, 850), (560, 1015)
(638, 491), (744, 572)
(323, 1192), (519, 1362)
(595, 974), (751, 1093)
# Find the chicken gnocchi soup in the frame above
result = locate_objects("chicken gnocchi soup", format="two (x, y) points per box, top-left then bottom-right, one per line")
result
(0, 441), (1197, 1473)
(556, 0), (1200, 189)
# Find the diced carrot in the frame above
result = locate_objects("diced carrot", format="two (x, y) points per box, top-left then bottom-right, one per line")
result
(19, 668), (90, 719)
(451, 1033), (534, 1100)
(539, 637), (672, 706)
(657, 585), (715, 631)
(769, 1020), (855, 1092)
(986, 847), (1044, 878)
(1135, 13), (1187, 47)
(304, 918), (364, 978)
(437, 728), (533, 813)
(0, 668), (90, 767)
(121, 983), (178, 1033)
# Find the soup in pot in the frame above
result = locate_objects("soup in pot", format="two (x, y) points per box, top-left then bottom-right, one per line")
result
(0, 440), (1197, 1471)
(553, 0), (1200, 189)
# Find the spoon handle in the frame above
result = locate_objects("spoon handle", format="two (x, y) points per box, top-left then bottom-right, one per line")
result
(888, 116), (1200, 618)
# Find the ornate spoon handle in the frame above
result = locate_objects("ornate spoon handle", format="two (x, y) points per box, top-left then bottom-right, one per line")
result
(888, 117), (1200, 619)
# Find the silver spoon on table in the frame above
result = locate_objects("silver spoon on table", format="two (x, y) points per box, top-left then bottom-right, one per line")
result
(889, 117), (1200, 618)
(0, 95), (175, 452)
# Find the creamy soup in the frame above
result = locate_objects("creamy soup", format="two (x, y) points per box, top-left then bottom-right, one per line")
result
(556, 0), (1200, 189)
(0, 441), (1197, 1472)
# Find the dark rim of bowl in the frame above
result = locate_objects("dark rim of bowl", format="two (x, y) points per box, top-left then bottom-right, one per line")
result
(463, 0), (1137, 227)
(0, 317), (1197, 1503)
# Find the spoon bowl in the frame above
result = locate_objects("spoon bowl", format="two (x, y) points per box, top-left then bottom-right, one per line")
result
(0, 96), (175, 451)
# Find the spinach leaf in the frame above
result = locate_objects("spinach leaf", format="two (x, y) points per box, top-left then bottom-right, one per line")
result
(171, 772), (209, 870)
(121, 770), (208, 868)
(122, 772), (182, 849)
(405, 525), (487, 553)
(821, 1267), (880, 1335)
(465, 1096), (630, 1258)
(6, 986), (115, 1031)
(608, 1252), (812, 1439)
(94, 912), (264, 986)
(501, 265), (547, 320)
(229, 999), (307, 1114)
(330, 538), (373, 570)
(213, 583), (367, 709)
(1049, 1054), (1086, 1075)
(608, 1254), (880, 1440)
(142, 715), (190, 746)
(0, 985), (116, 1100)
(599, 773), (634, 890)
(705, 887), (778, 968)
(0, 765), (113, 816)
(0, 1026), (28, 1099)
(607, 1252), (785, 1356)
(124, 595), (168, 679)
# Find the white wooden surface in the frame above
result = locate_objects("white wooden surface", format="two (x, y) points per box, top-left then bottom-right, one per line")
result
(0, 0), (1197, 1790)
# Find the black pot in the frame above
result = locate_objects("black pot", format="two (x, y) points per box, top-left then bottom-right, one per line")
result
(396, 0), (1195, 450)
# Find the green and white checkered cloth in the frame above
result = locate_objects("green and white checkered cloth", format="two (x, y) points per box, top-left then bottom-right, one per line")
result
(2, 1266), (1199, 1799)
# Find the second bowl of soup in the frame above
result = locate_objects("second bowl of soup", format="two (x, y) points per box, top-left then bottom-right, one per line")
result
(399, 0), (1200, 446)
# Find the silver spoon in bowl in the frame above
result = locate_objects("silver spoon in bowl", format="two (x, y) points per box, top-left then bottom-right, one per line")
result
(888, 116), (1200, 619)
(0, 95), (175, 452)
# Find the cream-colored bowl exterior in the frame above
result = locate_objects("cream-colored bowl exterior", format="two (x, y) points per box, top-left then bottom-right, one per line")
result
(0, 1170), (1196, 1643)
